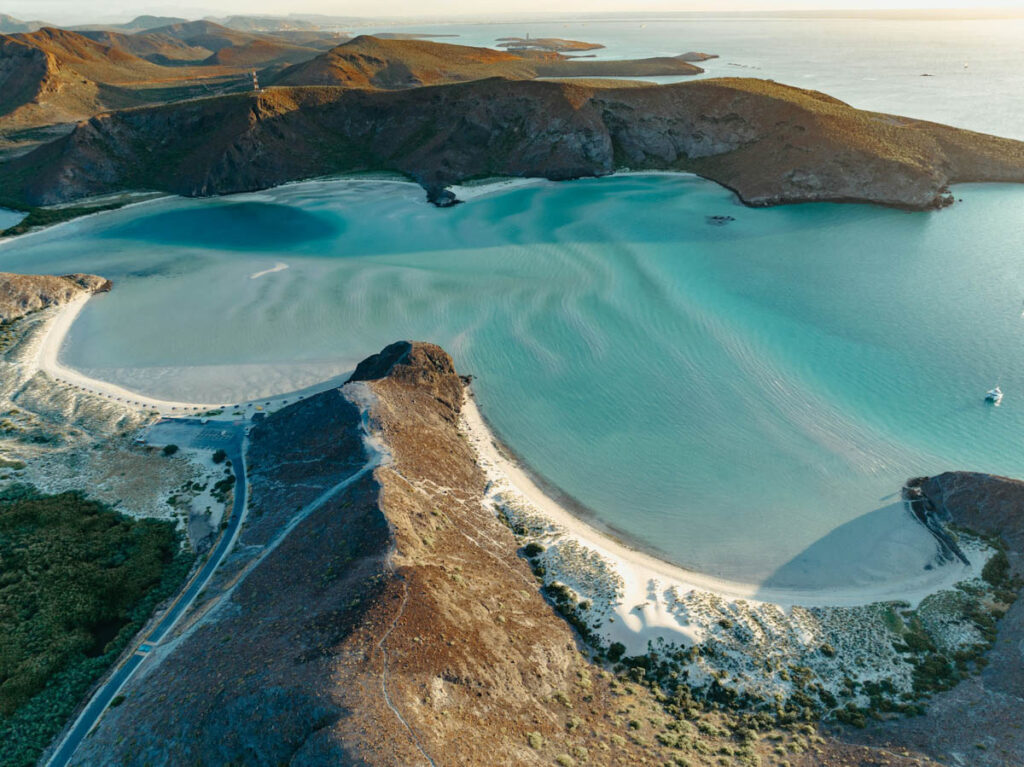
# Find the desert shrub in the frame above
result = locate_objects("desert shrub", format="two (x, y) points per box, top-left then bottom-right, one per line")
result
(523, 542), (545, 558)
(982, 549), (1010, 587)
(607, 642), (627, 663)
(162, 444), (179, 456)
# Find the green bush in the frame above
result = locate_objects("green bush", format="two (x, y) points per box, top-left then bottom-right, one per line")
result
(523, 542), (545, 558)
(0, 487), (191, 767)
(212, 449), (228, 464)
(162, 444), (179, 456)
(982, 549), (1010, 588)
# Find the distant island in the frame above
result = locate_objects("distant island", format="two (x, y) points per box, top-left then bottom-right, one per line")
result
(496, 36), (605, 52)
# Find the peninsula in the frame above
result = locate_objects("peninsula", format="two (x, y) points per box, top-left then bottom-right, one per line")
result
(1, 61), (1022, 214)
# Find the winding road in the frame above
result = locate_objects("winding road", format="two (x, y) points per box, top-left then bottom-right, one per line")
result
(45, 419), (249, 767)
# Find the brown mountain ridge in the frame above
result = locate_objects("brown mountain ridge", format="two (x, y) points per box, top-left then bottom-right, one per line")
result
(4, 76), (1023, 212)
(272, 35), (703, 88)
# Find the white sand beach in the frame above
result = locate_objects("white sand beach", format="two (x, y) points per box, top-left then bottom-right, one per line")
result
(35, 292), (992, 657)
(35, 295), (346, 416)
(460, 391), (988, 653)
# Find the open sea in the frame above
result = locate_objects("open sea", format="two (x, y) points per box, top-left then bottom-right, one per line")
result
(1, 15), (1023, 586)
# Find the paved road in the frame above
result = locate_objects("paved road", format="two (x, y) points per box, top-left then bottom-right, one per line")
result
(46, 419), (249, 767)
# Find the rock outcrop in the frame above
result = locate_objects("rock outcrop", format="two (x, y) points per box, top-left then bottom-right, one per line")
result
(843, 471), (1024, 766)
(5, 77), (1024, 212)
(271, 35), (701, 89)
(0, 272), (111, 321)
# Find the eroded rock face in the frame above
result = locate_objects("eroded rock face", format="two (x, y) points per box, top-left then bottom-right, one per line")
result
(922, 471), (1024, 566)
(0, 272), (111, 321)
(348, 340), (464, 417)
(8, 77), (1024, 211)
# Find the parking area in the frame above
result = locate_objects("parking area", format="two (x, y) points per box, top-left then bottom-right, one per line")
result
(141, 419), (245, 454)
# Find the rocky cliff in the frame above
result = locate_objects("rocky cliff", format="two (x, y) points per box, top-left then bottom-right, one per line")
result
(4, 77), (1024, 212)
(0, 272), (111, 321)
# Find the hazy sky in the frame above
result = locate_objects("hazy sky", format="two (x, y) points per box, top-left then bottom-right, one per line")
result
(7, 0), (1024, 25)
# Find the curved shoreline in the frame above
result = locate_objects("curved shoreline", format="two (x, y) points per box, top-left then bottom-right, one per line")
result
(37, 295), (226, 414)
(36, 295), (346, 416)
(33, 293), (992, 654)
(461, 392), (982, 611)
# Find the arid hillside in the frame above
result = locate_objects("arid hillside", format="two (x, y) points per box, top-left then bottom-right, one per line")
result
(4, 77), (1024, 211)
(0, 31), (156, 131)
(77, 29), (214, 64)
(273, 35), (702, 88)
(145, 19), (323, 65)
(0, 22), (325, 139)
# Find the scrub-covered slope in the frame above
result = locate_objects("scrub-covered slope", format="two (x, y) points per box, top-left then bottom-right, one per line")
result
(5, 76), (1024, 211)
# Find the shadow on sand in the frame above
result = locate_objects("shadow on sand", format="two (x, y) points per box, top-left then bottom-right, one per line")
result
(753, 501), (943, 595)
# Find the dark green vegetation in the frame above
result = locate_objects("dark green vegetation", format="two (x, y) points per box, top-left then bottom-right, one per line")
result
(0, 485), (192, 767)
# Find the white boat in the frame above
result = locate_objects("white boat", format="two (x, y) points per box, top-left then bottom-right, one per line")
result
(986, 386), (1003, 405)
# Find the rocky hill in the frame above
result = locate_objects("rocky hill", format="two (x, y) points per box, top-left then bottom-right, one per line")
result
(4, 77), (1024, 211)
(146, 19), (320, 64)
(0, 272), (111, 321)
(0, 29), (187, 130)
(273, 35), (701, 88)
(0, 23), (325, 136)
(77, 29), (212, 64)
(63, 340), (942, 766)
(2, 28), (169, 83)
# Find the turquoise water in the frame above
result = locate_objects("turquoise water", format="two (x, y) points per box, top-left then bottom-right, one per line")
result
(3, 175), (1024, 584)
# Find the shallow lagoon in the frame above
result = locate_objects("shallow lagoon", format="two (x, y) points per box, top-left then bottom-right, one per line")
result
(3, 175), (1024, 585)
